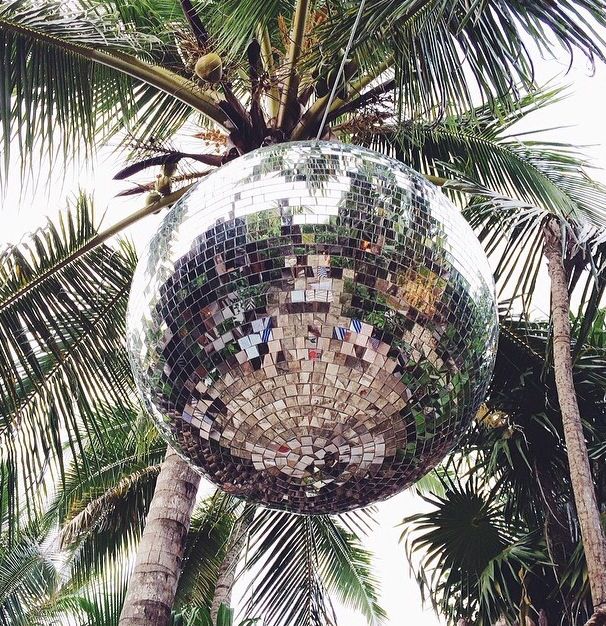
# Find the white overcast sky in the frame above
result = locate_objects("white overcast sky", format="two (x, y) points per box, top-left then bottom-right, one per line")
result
(1, 49), (605, 626)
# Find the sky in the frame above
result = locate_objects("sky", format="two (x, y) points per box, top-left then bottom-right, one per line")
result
(1, 48), (606, 626)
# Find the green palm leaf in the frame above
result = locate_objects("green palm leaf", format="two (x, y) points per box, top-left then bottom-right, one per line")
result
(316, 0), (606, 117)
(242, 509), (384, 626)
(51, 403), (237, 623)
(366, 89), (606, 229)
(55, 405), (165, 585)
(401, 477), (545, 626)
(0, 0), (228, 181)
(363, 89), (606, 323)
(311, 514), (386, 625)
(175, 493), (240, 612)
(0, 195), (137, 528)
(242, 510), (334, 626)
(198, 0), (293, 61)
(0, 518), (58, 626)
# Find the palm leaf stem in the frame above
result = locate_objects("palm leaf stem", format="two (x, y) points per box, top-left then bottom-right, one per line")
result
(0, 184), (194, 314)
(327, 78), (395, 122)
(178, 0), (209, 48)
(115, 171), (210, 197)
(277, 0), (310, 130)
(0, 18), (230, 130)
(258, 24), (279, 120)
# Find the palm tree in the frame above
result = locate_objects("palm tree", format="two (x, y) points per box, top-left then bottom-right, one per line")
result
(402, 313), (606, 625)
(543, 219), (606, 620)
(3, 1), (606, 624)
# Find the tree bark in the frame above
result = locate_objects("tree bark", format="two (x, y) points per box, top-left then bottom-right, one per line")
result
(543, 217), (606, 613)
(585, 606), (606, 626)
(210, 506), (255, 625)
(119, 446), (201, 626)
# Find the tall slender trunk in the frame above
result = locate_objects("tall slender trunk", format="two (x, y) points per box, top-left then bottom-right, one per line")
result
(119, 447), (201, 626)
(210, 507), (255, 625)
(543, 217), (606, 618)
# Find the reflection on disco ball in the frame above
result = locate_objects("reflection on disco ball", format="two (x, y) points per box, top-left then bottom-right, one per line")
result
(127, 141), (498, 514)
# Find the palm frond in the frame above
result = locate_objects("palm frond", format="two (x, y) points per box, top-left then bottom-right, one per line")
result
(0, 0), (228, 183)
(175, 492), (240, 612)
(242, 510), (333, 626)
(198, 0), (294, 62)
(401, 477), (545, 626)
(363, 89), (606, 322)
(49, 403), (165, 588)
(317, 0), (606, 118)
(0, 195), (137, 529)
(0, 519), (58, 626)
(52, 410), (237, 623)
(241, 509), (384, 626)
(366, 89), (606, 229)
(311, 515), (385, 625)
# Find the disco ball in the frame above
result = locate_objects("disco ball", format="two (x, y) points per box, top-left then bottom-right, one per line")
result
(127, 141), (497, 514)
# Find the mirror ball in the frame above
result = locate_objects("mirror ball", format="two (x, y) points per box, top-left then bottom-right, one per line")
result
(127, 141), (498, 514)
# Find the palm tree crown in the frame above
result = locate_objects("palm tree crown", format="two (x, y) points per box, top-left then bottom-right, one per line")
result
(2, 1), (606, 625)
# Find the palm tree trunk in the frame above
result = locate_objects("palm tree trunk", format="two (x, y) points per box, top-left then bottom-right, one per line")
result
(210, 507), (255, 625)
(543, 217), (606, 616)
(119, 446), (201, 626)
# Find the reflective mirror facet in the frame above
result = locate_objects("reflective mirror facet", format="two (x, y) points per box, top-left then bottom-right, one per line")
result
(127, 141), (498, 514)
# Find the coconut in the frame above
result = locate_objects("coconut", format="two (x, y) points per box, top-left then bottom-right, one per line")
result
(155, 174), (171, 196)
(145, 191), (162, 207)
(194, 53), (223, 83)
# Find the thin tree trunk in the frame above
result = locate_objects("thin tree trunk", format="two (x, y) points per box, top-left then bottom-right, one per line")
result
(543, 217), (606, 616)
(210, 506), (255, 625)
(119, 446), (201, 626)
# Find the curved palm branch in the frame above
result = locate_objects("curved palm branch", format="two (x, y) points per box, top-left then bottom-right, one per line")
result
(45, 399), (234, 624)
(0, 0), (229, 179)
(0, 514), (68, 626)
(47, 401), (233, 623)
(364, 88), (606, 228)
(360, 89), (606, 324)
(54, 405), (165, 585)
